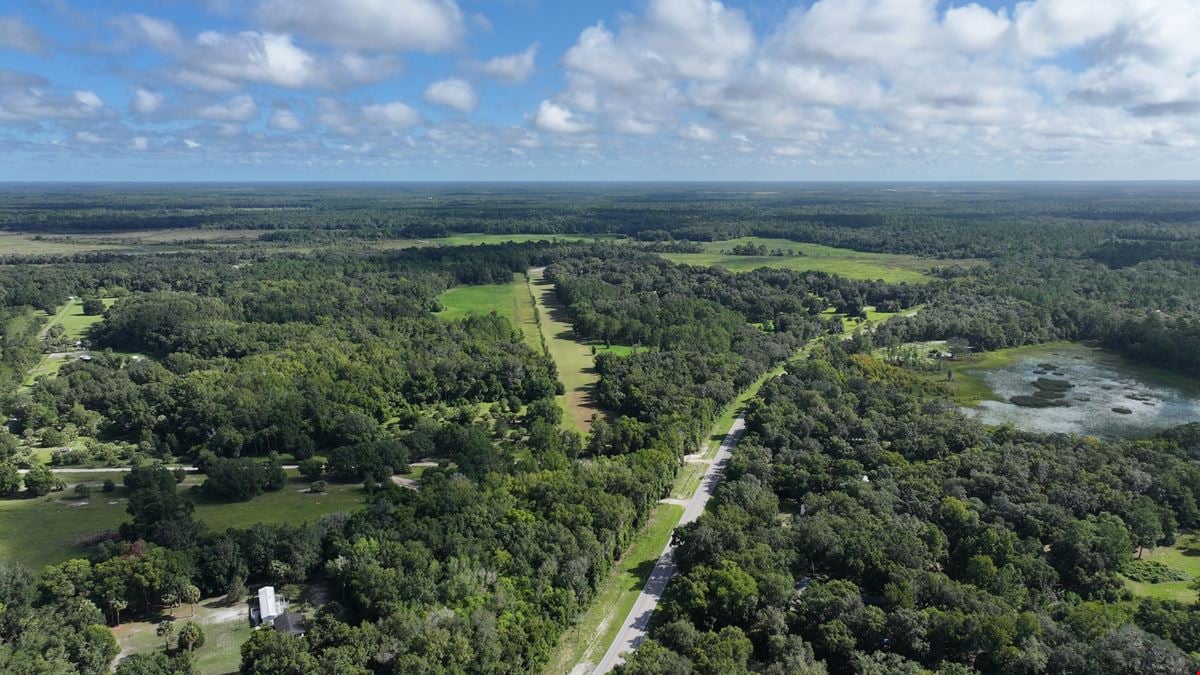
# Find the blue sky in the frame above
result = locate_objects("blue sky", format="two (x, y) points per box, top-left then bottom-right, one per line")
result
(1, 0), (1198, 181)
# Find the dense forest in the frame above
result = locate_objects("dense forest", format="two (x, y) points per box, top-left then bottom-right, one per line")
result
(620, 345), (1200, 674)
(2, 184), (1200, 673)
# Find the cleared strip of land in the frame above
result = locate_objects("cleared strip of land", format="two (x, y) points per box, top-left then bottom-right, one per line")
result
(527, 267), (602, 433)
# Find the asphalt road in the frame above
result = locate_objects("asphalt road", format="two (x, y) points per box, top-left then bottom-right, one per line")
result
(593, 414), (746, 674)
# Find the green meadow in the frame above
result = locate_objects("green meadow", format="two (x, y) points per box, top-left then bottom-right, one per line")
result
(1122, 534), (1200, 603)
(660, 237), (968, 283)
(0, 471), (369, 569)
(436, 273), (544, 353)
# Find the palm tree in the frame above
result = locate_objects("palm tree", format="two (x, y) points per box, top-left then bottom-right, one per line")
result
(156, 620), (175, 650)
(182, 584), (201, 617)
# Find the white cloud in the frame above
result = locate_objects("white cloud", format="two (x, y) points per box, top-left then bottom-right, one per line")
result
(943, 4), (1011, 53)
(131, 88), (164, 115)
(1013, 0), (1129, 58)
(518, 0), (1200, 171)
(532, 101), (590, 134)
(119, 15), (399, 91)
(0, 71), (107, 123)
(74, 91), (104, 110)
(680, 123), (716, 142)
(75, 131), (105, 145)
(9, 0), (1200, 176)
(258, 0), (464, 52)
(425, 78), (477, 112)
(195, 94), (258, 122)
(548, 0), (753, 136)
(116, 14), (183, 52)
(0, 16), (45, 53)
(362, 101), (421, 130)
(268, 107), (304, 131)
(476, 43), (538, 83)
(183, 139), (201, 148)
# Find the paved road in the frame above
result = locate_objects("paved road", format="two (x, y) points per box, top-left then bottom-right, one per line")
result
(593, 415), (746, 674)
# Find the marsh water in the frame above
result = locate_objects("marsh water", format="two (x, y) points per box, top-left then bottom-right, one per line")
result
(964, 343), (1200, 438)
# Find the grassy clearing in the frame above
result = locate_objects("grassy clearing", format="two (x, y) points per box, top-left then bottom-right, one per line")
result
(527, 268), (603, 433)
(0, 233), (135, 258)
(1122, 534), (1200, 603)
(113, 595), (254, 675)
(0, 473), (366, 569)
(543, 503), (683, 675)
(660, 237), (970, 283)
(436, 273), (544, 353)
(54, 296), (117, 340)
(23, 297), (121, 387)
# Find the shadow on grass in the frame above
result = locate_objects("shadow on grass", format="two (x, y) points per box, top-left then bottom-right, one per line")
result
(629, 558), (659, 591)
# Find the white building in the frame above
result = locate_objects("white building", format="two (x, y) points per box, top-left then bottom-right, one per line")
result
(258, 586), (280, 623)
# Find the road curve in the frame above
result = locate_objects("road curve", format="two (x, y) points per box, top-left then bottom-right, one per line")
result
(593, 415), (746, 674)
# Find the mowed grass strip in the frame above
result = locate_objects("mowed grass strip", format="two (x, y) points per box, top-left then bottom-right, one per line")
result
(542, 503), (683, 675)
(527, 267), (601, 433)
(0, 472), (366, 569)
(660, 237), (970, 283)
(437, 273), (544, 354)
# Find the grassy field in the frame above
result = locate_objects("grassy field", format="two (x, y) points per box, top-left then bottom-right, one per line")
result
(1122, 534), (1200, 603)
(53, 296), (118, 339)
(113, 596), (253, 675)
(0, 472), (366, 569)
(527, 268), (603, 433)
(23, 297), (120, 387)
(542, 503), (683, 675)
(660, 237), (967, 283)
(436, 273), (544, 353)
(0, 233), (135, 258)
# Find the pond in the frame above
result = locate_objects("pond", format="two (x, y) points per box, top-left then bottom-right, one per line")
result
(962, 343), (1200, 438)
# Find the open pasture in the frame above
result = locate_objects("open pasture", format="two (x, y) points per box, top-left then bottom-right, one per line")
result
(660, 236), (971, 283)
(0, 471), (368, 569)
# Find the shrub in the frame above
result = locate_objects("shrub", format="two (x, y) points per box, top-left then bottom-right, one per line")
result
(1121, 559), (1191, 584)
(73, 483), (92, 499)
(81, 297), (107, 315)
(102, 478), (116, 493)
(39, 428), (65, 448)
(298, 458), (324, 482)
(202, 457), (287, 501)
(309, 480), (327, 494)
(25, 465), (64, 496)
